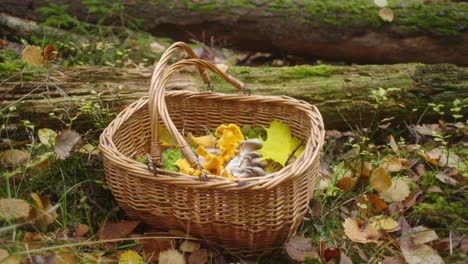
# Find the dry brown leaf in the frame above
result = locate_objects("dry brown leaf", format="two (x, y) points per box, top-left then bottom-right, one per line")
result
(38, 128), (57, 147)
(409, 226), (439, 245)
(374, 0), (388, 8)
(371, 217), (399, 232)
(340, 252), (353, 264)
(0, 149), (29, 167)
(435, 171), (459, 185)
(370, 167), (392, 192)
(388, 135), (399, 153)
(99, 220), (140, 241)
(0, 248), (20, 264)
(54, 129), (81, 160)
(284, 233), (320, 262)
(402, 244), (443, 264)
(381, 255), (406, 264)
(427, 186), (443, 193)
(336, 177), (357, 192)
(353, 245), (369, 262)
(21, 45), (44, 66)
(55, 251), (76, 264)
(43, 44), (57, 61)
(159, 249), (185, 264)
(326, 130), (343, 138)
(379, 178), (410, 202)
(179, 240), (200, 253)
(415, 124), (442, 136)
(29, 193), (58, 228)
(74, 223), (90, 238)
(368, 194), (388, 213)
(343, 218), (380, 244)
(188, 249), (208, 264)
(380, 158), (409, 172)
(0, 198), (31, 220)
(379, 8), (394, 22)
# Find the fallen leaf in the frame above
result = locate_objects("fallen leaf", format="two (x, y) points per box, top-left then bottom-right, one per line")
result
(336, 177), (357, 192)
(415, 124), (442, 136)
(138, 237), (175, 262)
(340, 252), (353, 264)
(159, 249), (186, 264)
(326, 130), (343, 138)
(0, 198), (31, 220)
(259, 121), (303, 166)
(379, 178), (410, 202)
(368, 194), (388, 213)
(180, 240), (200, 253)
(401, 244), (443, 264)
(380, 158), (409, 172)
(379, 8), (394, 22)
(29, 193), (58, 228)
(323, 247), (340, 262)
(435, 171), (459, 185)
(0, 149), (29, 167)
(388, 135), (399, 153)
(408, 226), (439, 245)
(74, 223), (90, 238)
(374, 0), (388, 8)
(21, 45), (44, 66)
(371, 217), (399, 232)
(0, 248), (20, 264)
(381, 255), (406, 264)
(38, 128), (57, 147)
(99, 220), (140, 241)
(43, 44), (57, 61)
(343, 218), (380, 244)
(284, 233), (320, 262)
(188, 249), (208, 264)
(187, 133), (216, 148)
(118, 250), (144, 264)
(370, 167), (392, 192)
(54, 129), (81, 160)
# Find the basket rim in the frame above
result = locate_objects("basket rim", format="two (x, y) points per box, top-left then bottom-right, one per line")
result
(99, 90), (324, 190)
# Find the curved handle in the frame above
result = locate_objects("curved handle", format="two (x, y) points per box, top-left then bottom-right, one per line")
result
(150, 58), (247, 181)
(148, 42), (210, 166)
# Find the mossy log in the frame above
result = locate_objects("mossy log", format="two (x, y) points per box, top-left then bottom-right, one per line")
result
(1, 63), (466, 132)
(1, 0), (467, 65)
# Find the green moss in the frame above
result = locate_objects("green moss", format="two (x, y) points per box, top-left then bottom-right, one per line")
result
(411, 193), (468, 228)
(280, 65), (335, 79)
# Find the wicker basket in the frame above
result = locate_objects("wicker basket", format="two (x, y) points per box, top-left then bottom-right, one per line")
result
(99, 42), (325, 252)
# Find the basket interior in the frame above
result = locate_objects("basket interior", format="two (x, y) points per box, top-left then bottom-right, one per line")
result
(112, 92), (315, 160)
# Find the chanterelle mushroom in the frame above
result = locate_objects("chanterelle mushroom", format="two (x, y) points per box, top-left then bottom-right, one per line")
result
(224, 139), (267, 178)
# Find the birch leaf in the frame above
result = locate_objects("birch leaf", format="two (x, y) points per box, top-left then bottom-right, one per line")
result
(259, 121), (303, 166)
(379, 178), (410, 202)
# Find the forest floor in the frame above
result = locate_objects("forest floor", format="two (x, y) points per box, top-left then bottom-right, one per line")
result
(0, 4), (467, 264)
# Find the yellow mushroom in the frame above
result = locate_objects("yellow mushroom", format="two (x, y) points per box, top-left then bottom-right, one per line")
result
(215, 124), (244, 162)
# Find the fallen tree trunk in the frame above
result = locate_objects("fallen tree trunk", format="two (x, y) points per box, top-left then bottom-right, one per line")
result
(1, 63), (466, 132)
(1, 0), (467, 65)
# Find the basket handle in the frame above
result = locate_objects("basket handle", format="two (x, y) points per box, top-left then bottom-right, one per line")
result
(148, 42), (211, 168)
(149, 58), (247, 181)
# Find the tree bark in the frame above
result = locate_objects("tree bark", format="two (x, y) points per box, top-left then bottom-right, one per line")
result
(1, 63), (466, 132)
(0, 0), (467, 66)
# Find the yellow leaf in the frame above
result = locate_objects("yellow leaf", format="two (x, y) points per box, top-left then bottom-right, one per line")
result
(188, 133), (216, 148)
(159, 249), (186, 264)
(370, 167), (392, 192)
(0, 249), (20, 264)
(343, 218), (380, 244)
(0, 198), (31, 220)
(371, 217), (399, 231)
(258, 121), (302, 166)
(21, 45), (44, 66)
(38, 128), (57, 147)
(118, 250), (145, 264)
(30, 193), (58, 228)
(379, 178), (410, 202)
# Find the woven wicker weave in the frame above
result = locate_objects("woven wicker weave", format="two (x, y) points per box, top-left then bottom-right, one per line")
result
(99, 42), (325, 252)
